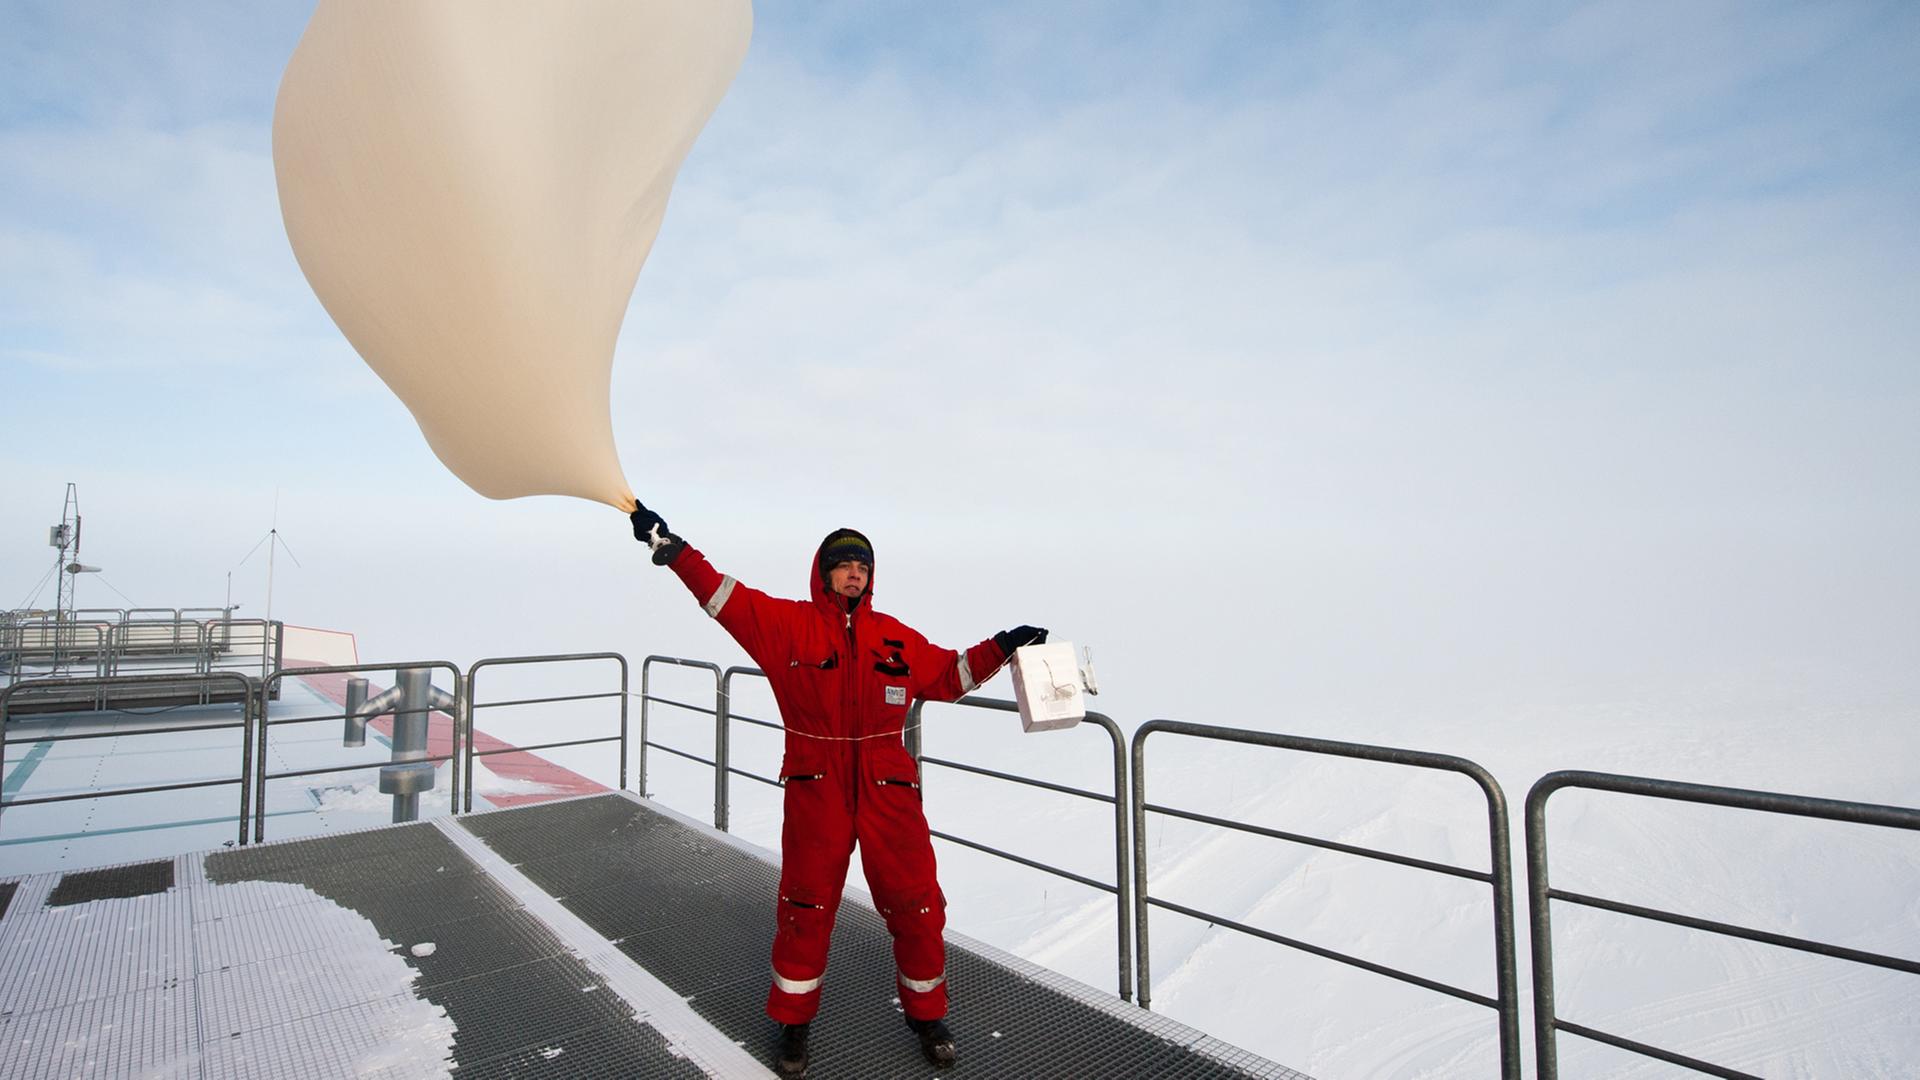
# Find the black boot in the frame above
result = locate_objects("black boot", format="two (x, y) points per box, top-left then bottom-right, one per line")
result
(774, 1022), (810, 1078)
(906, 1016), (956, 1067)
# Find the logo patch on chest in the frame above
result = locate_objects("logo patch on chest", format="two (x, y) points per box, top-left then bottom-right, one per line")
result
(885, 685), (907, 706)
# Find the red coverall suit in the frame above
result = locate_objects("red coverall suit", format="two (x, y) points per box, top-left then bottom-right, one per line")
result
(666, 533), (1007, 1024)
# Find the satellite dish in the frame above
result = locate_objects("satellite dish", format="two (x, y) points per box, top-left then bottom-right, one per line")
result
(273, 0), (752, 510)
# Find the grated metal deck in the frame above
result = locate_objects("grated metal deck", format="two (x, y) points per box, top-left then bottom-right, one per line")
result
(0, 792), (1308, 1078)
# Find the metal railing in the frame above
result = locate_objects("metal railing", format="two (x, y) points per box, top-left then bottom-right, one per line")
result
(0, 672), (258, 846)
(254, 660), (463, 843)
(4, 617), (279, 694)
(0, 624), (108, 676)
(635, 654), (1138, 1000)
(636, 654), (727, 819)
(463, 652), (629, 812)
(1525, 770), (1920, 1079)
(909, 695), (1135, 1001)
(1130, 720), (1522, 1079)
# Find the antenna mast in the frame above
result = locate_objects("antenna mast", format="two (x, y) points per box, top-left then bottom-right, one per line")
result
(49, 483), (81, 622)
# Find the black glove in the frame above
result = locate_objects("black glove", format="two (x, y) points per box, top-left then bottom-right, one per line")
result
(629, 502), (686, 566)
(994, 625), (1048, 655)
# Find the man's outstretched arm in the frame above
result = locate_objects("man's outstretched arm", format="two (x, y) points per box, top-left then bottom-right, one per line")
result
(630, 501), (776, 662)
(909, 624), (1047, 703)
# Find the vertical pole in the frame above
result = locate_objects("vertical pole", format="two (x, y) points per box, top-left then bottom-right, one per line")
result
(714, 668), (731, 832)
(236, 677), (254, 846)
(254, 678), (271, 843)
(905, 701), (924, 763)
(1480, 776), (1522, 1080)
(1100, 714), (1132, 1003)
(463, 666), (476, 812)
(344, 677), (369, 745)
(1131, 724), (1154, 1010)
(637, 661), (651, 796)
(616, 656), (630, 794)
(392, 667), (430, 823)
(449, 673), (463, 816)
(1526, 785), (1560, 1080)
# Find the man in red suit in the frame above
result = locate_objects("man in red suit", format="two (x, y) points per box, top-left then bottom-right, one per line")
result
(632, 503), (1045, 1076)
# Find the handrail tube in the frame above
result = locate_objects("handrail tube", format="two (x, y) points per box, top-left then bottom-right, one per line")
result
(7, 775), (248, 808)
(0, 671), (256, 845)
(1524, 769), (1920, 1079)
(929, 827), (1116, 894)
(263, 753), (457, 784)
(471, 734), (618, 758)
(639, 695), (720, 717)
(1549, 886), (1920, 975)
(1145, 893), (1498, 1008)
(1552, 1019), (1761, 1080)
(0, 719), (250, 745)
(647, 741), (718, 769)
(922, 755), (1116, 804)
(909, 695), (1134, 1002)
(717, 665), (768, 831)
(726, 710), (783, 732)
(726, 765), (783, 789)
(639, 656), (722, 798)
(470, 690), (624, 710)
(466, 653), (627, 811)
(261, 661), (462, 842)
(1131, 719), (1520, 1079)
(1142, 799), (1492, 884)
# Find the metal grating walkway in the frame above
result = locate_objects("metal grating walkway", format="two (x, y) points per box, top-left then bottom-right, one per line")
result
(0, 792), (1308, 1078)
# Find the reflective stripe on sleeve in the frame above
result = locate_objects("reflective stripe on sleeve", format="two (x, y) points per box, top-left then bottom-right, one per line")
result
(771, 966), (822, 995)
(956, 653), (977, 693)
(898, 969), (947, 994)
(704, 576), (737, 618)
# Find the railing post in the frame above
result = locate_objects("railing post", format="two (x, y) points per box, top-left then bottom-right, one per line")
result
(449, 672), (465, 815)
(715, 668), (732, 832)
(1093, 712), (1132, 1004)
(1131, 723), (1154, 1010)
(463, 667), (477, 812)
(237, 675), (255, 846)
(905, 701), (924, 763)
(1526, 782), (1560, 1079)
(254, 675), (272, 843)
(638, 659), (652, 795)
(616, 655), (630, 795)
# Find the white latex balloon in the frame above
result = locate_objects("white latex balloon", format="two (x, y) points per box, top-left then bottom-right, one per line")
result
(273, 0), (752, 510)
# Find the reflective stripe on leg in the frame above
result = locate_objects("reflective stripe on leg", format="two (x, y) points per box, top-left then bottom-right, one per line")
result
(897, 969), (946, 994)
(772, 966), (822, 995)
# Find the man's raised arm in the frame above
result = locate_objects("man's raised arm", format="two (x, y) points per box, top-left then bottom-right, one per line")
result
(630, 500), (776, 662)
(909, 625), (1048, 703)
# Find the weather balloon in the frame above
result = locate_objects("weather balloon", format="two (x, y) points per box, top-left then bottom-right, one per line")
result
(273, 0), (752, 510)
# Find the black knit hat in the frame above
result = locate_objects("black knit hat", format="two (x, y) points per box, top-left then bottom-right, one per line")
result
(818, 528), (873, 577)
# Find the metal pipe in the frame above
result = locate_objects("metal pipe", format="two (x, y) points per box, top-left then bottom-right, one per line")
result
(1525, 770), (1920, 1079)
(237, 676), (255, 845)
(616, 654), (629, 794)
(638, 659), (651, 795)
(1131, 719), (1519, 1079)
(716, 666), (759, 831)
(344, 677), (369, 745)
(381, 667), (434, 822)
(911, 694), (1132, 1002)
(638, 656), (725, 799)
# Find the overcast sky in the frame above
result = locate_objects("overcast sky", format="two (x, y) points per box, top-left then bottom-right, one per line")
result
(3, 1), (1916, 776)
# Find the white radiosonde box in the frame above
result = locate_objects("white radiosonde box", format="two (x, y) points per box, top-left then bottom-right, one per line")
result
(1010, 642), (1085, 732)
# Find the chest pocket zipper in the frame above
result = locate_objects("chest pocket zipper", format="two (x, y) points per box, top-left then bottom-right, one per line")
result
(877, 778), (920, 790)
(781, 773), (824, 786)
(790, 654), (838, 670)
